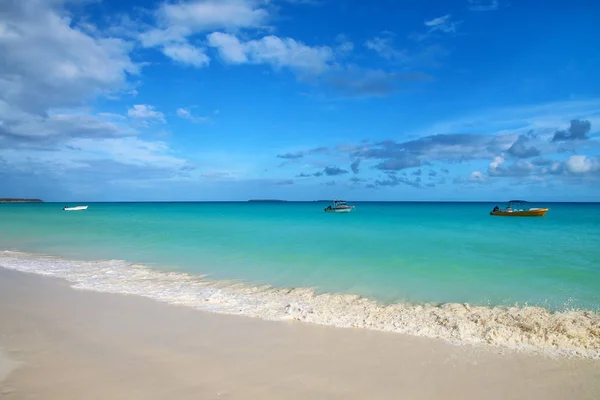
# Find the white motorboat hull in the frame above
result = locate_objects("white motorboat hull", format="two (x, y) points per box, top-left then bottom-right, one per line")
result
(324, 207), (354, 213)
(63, 205), (88, 211)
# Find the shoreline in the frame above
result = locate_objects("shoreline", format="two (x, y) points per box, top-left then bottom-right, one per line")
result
(1, 267), (600, 399)
(2, 250), (599, 360)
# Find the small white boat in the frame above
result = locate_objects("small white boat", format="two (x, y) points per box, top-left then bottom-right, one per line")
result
(63, 205), (88, 211)
(324, 200), (355, 213)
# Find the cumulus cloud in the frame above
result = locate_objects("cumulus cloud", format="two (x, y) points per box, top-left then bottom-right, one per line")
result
(138, 0), (270, 67)
(470, 170), (486, 182)
(141, 2), (406, 98)
(536, 155), (600, 181)
(487, 156), (535, 177)
(158, 0), (269, 34)
(139, 1), (336, 74)
(564, 155), (599, 175)
(352, 133), (509, 172)
(0, 0), (204, 198)
(316, 113), (598, 187)
(162, 43), (210, 67)
(350, 159), (360, 174)
(0, 0), (143, 150)
(0, 110), (137, 149)
(207, 32), (334, 75)
(127, 105), (166, 123)
(0, 0), (137, 116)
(506, 133), (541, 158)
(551, 119), (592, 142)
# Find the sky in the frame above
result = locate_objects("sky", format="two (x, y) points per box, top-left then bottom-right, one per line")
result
(1, 0), (600, 202)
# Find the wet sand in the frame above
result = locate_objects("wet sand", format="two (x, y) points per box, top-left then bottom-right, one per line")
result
(1, 268), (599, 399)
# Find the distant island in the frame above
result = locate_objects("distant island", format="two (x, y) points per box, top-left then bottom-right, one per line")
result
(0, 198), (43, 203)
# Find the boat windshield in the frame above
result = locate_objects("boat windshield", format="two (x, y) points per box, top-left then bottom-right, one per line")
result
(507, 200), (530, 211)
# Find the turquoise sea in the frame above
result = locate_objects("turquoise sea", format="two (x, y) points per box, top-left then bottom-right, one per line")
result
(2, 202), (600, 357)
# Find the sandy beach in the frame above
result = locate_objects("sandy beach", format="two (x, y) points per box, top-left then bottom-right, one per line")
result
(1, 268), (599, 400)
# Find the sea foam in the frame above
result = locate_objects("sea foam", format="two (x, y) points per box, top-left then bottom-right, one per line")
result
(2, 250), (599, 359)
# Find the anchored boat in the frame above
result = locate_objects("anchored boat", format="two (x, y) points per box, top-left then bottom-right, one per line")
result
(490, 200), (548, 217)
(63, 205), (88, 211)
(324, 200), (355, 213)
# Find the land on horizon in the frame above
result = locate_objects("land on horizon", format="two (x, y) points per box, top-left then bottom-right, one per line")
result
(0, 198), (43, 203)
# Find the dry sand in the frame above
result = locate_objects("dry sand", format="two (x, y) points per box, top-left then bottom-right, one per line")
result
(0, 268), (599, 400)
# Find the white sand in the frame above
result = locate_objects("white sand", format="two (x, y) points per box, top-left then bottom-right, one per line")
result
(0, 349), (20, 392)
(3, 250), (599, 359)
(1, 268), (599, 399)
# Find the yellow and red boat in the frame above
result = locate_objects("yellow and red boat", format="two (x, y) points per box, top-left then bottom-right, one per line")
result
(490, 200), (549, 217)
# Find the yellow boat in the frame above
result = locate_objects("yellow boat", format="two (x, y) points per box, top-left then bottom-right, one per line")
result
(489, 200), (549, 217)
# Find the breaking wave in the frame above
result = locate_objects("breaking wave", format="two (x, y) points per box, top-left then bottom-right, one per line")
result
(2, 250), (599, 359)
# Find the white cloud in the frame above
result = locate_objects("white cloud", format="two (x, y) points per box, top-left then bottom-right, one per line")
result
(1, 134), (191, 181)
(0, 0), (137, 116)
(139, 0), (270, 66)
(127, 105), (166, 124)
(207, 33), (334, 75)
(424, 14), (461, 33)
(176, 108), (192, 118)
(565, 155), (600, 174)
(489, 156), (504, 170)
(0, 107), (137, 149)
(487, 156), (535, 177)
(206, 32), (248, 63)
(138, 26), (189, 48)
(176, 107), (211, 124)
(158, 0), (269, 34)
(162, 43), (210, 67)
(470, 170), (486, 182)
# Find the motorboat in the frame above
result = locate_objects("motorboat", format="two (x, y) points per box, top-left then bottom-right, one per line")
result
(63, 205), (88, 211)
(324, 200), (355, 213)
(490, 200), (548, 217)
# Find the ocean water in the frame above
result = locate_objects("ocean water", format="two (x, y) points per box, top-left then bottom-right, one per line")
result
(1, 201), (599, 358)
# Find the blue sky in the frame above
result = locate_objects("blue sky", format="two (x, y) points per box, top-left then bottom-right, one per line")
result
(1, 0), (600, 201)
